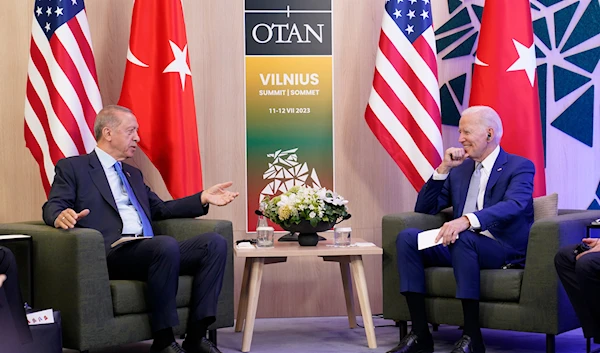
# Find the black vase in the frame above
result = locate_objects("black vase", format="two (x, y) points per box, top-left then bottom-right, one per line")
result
(281, 220), (335, 246)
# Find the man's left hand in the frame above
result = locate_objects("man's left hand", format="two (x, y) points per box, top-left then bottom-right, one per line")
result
(435, 216), (471, 246)
(576, 238), (600, 261)
(201, 181), (240, 206)
(0, 274), (6, 288)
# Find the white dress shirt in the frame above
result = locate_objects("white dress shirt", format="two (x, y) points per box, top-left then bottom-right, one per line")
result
(95, 147), (143, 235)
(432, 146), (501, 236)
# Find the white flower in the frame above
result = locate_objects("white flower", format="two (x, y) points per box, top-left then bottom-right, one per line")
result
(309, 211), (316, 218)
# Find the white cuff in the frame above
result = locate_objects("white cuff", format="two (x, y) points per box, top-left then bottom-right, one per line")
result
(432, 169), (449, 180)
(464, 213), (481, 230)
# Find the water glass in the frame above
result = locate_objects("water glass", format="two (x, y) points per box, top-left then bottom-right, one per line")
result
(333, 227), (352, 246)
(256, 226), (274, 248)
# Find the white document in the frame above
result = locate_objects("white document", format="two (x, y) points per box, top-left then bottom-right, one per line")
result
(418, 228), (451, 250)
(27, 308), (54, 325)
(0, 234), (31, 240)
(110, 236), (153, 248)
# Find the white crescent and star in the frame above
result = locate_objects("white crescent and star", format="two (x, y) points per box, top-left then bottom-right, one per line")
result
(126, 39), (192, 91)
(474, 38), (536, 87)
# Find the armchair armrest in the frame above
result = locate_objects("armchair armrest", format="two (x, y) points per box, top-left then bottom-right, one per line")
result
(0, 221), (113, 350)
(152, 218), (233, 243)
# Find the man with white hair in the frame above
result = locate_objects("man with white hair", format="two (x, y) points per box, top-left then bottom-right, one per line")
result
(388, 106), (535, 353)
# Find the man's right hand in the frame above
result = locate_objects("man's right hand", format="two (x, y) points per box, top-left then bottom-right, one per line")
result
(54, 208), (90, 229)
(437, 147), (470, 174)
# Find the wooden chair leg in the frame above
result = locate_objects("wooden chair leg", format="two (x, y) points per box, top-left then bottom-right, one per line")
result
(545, 334), (555, 353)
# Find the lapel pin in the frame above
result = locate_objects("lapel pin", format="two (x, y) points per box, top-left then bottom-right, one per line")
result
(497, 167), (503, 172)
(126, 171), (131, 177)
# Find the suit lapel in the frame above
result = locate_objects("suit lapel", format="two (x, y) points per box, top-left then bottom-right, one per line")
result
(485, 148), (508, 203)
(88, 151), (118, 212)
(122, 163), (152, 220)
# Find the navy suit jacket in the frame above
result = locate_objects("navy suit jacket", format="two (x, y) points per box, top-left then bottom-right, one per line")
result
(415, 148), (535, 261)
(42, 151), (208, 254)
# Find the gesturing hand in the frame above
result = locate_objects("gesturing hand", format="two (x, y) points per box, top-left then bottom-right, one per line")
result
(0, 274), (6, 288)
(201, 182), (240, 206)
(54, 208), (90, 229)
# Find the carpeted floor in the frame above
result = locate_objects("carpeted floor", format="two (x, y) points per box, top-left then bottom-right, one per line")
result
(63, 316), (594, 353)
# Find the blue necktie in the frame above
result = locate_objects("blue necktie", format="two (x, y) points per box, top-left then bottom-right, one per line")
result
(114, 162), (154, 237)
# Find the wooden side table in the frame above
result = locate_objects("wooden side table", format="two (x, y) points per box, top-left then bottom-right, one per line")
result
(234, 237), (382, 352)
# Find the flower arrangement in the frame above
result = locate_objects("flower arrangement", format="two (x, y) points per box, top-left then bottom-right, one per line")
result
(261, 185), (349, 228)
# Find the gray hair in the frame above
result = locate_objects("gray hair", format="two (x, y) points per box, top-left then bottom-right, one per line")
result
(461, 105), (503, 142)
(94, 105), (133, 141)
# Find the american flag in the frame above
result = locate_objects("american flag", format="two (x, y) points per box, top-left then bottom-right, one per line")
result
(25, 0), (101, 195)
(365, 0), (443, 191)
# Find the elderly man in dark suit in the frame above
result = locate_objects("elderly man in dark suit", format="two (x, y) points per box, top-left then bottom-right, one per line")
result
(0, 246), (33, 351)
(387, 106), (535, 353)
(43, 105), (238, 353)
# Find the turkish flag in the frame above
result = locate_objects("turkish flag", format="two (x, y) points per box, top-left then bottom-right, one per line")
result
(118, 0), (203, 198)
(470, 0), (546, 197)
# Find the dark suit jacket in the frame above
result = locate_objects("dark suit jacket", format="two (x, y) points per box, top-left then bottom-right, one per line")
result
(415, 148), (535, 261)
(42, 151), (208, 254)
(0, 247), (33, 350)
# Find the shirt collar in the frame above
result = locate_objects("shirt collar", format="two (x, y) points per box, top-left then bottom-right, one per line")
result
(94, 146), (118, 170)
(479, 145), (501, 173)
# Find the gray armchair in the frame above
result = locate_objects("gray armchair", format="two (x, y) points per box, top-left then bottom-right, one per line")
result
(382, 209), (600, 353)
(0, 218), (234, 352)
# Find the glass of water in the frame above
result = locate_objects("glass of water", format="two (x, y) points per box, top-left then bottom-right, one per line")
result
(333, 227), (351, 247)
(256, 226), (274, 248)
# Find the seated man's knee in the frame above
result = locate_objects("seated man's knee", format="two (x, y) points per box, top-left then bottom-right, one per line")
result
(203, 232), (227, 255)
(575, 255), (600, 277)
(396, 228), (419, 250)
(153, 236), (180, 260)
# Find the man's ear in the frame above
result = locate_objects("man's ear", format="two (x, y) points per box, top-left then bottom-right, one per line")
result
(103, 127), (112, 141)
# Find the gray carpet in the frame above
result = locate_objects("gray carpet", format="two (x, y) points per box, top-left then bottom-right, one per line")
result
(63, 316), (593, 353)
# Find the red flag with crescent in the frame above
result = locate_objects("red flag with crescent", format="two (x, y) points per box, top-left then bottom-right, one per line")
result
(119, 0), (202, 198)
(470, 0), (546, 196)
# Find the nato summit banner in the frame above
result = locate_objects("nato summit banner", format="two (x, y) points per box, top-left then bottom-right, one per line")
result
(245, 0), (333, 231)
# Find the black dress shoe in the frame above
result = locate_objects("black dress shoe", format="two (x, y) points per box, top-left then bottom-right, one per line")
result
(150, 342), (187, 353)
(450, 335), (485, 353)
(182, 337), (222, 353)
(386, 331), (434, 353)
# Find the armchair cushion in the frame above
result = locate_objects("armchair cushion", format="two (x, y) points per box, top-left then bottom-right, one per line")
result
(110, 276), (193, 316)
(533, 193), (558, 221)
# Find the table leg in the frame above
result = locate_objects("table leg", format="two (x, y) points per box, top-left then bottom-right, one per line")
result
(241, 257), (265, 352)
(322, 255), (357, 328)
(350, 255), (377, 349)
(340, 260), (357, 328)
(235, 258), (252, 332)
